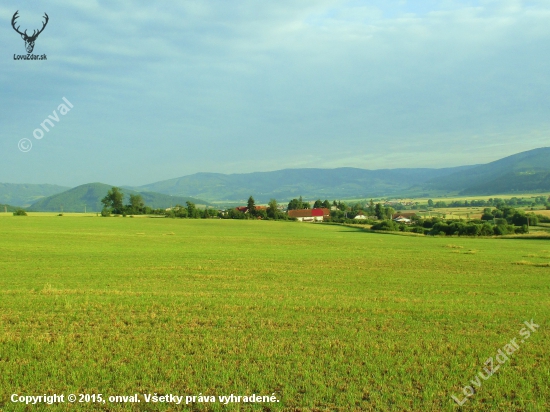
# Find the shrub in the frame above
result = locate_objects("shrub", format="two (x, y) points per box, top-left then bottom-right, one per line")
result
(371, 220), (399, 231)
(493, 225), (505, 236)
(494, 224), (515, 235)
(515, 224), (529, 234)
(466, 224), (482, 236)
(225, 209), (246, 219)
(13, 209), (27, 216)
(431, 222), (451, 236)
(422, 218), (441, 229)
(101, 207), (111, 217)
(526, 214), (538, 226)
(480, 223), (494, 236)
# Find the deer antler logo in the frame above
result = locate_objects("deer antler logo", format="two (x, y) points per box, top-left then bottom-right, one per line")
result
(11, 11), (49, 54)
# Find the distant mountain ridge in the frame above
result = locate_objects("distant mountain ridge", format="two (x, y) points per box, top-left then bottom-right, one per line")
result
(3, 147), (549, 207)
(27, 183), (210, 212)
(134, 166), (476, 203)
(424, 147), (550, 195)
(134, 147), (549, 201)
(0, 183), (70, 207)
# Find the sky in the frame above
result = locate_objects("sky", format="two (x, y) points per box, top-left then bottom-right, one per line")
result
(1, 0), (549, 187)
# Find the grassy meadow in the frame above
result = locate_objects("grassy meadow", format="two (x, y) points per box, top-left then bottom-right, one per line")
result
(0, 216), (549, 411)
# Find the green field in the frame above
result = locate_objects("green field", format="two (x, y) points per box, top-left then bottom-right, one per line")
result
(0, 217), (549, 411)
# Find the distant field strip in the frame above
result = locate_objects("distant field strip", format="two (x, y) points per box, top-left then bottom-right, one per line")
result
(0, 218), (548, 411)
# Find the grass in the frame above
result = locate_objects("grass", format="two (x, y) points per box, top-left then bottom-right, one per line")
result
(0, 217), (549, 411)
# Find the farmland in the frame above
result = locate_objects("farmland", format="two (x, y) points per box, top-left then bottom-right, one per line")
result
(0, 216), (549, 411)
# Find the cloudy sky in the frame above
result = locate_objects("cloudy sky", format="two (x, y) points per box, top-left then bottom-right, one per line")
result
(1, 0), (549, 187)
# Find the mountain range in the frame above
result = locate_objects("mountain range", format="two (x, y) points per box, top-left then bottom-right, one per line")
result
(422, 147), (550, 195)
(131, 166), (476, 203)
(1, 147), (549, 210)
(132, 147), (550, 202)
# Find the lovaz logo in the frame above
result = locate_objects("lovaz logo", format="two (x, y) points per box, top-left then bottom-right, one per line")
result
(11, 10), (49, 60)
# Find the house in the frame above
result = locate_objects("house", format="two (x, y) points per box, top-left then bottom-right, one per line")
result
(393, 216), (412, 224)
(391, 212), (416, 224)
(392, 212), (417, 220)
(288, 208), (330, 222)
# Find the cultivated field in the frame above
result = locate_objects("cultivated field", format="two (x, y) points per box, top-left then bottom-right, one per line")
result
(0, 217), (548, 411)
(415, 208), (484, 220)
(406, 207), (549, 221)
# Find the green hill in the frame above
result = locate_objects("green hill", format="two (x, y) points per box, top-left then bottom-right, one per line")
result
(0, 204), (18, 213)
(461, 171), (550, 195)
(0, 183), (70, 207)
(27, 183), (210, 212)
(6, 147), (550, 205)
(137, 147), (550, 201)
(424, 147), (550, 195)
(135, 166), (475, 203)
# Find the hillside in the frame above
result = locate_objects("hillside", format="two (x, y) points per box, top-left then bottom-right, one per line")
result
(1, 204), (18, 213)
(135, 166), (475, 203)
(0, 183), (70, 207)
(27, 183), (210, 212)
(424, 147), (550, 195)
(6, 147), (550, 205)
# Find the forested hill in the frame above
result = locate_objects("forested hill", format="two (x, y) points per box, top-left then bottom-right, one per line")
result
(4, 147), (550, 206)
(0, 183), (70, 207)
(0, 203), (18, 212)
(135, 166), (475, 203)
(28, 183), (210, 212)
(423, 147), (550, 195)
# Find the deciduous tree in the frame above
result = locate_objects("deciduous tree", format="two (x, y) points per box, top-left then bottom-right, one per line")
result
(128, 194), (144, 214)
(186, 201), (199, 218)
(101, 187), (124, 214)
(247, 196), (256, 217)
(367, 199), (376, 216)
(267, 199), (279, 219)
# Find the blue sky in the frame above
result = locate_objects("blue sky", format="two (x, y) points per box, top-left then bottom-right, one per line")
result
(1, 0), (549, 187)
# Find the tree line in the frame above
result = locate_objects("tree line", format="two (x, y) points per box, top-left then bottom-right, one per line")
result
(100, 187), (165, 216)
(426, 196), (550, 209)
(97, 188), (550, 236)
(371, 205), (548, 236)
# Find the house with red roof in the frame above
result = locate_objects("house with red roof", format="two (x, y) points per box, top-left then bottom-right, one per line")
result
(287, 208), (330, 222)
